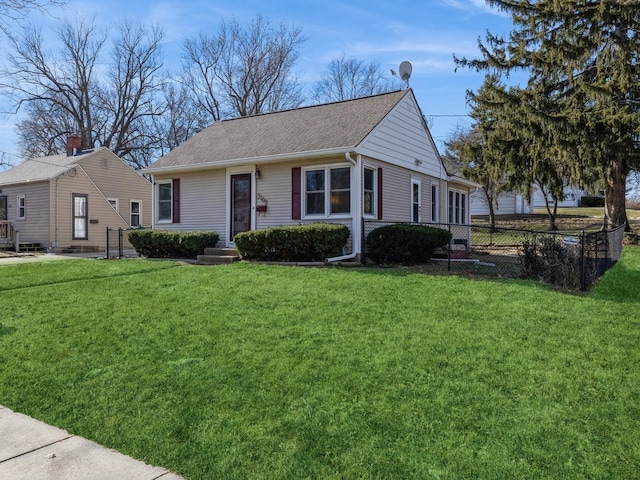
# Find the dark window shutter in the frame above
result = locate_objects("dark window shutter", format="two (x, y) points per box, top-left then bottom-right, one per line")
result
(172, 178), (181, 223)
(292, 167), (301, 220)
(377, 167), (383, 220)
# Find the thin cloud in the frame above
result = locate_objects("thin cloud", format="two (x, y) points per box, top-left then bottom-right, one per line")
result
(441, 0), (508, 17)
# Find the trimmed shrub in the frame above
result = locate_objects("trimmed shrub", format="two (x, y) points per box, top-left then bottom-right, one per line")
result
(128, 230), (219, 259)
(366, 223), (451, 264)
(234, 223), (350, 261)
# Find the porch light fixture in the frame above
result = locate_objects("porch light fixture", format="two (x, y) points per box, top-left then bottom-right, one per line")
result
(255, 168), (261, 179)
(414, 159), (422, 166)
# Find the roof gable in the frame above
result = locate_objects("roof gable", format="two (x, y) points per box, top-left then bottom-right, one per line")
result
(0, 148), (106, 186)
(145, 90), (410, 172)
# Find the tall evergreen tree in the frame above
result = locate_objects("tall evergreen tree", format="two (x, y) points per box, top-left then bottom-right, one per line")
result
(456, 0), (640, 230)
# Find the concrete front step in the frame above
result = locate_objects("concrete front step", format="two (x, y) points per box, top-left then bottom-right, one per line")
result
(203, 247), (239, 256)
(196, 254), (239, 265)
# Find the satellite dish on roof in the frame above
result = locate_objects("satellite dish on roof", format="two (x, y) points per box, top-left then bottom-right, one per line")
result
(399, 61), (412, 86)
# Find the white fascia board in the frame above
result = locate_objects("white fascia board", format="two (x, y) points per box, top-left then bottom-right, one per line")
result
(142, 147), (355, 175)
(448, 175), (482, 189)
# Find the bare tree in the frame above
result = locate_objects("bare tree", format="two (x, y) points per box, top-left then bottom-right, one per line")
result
(312, 54), (402, 103)
(2, 18), (165, 169)
(181, 15), (306, 121)
(151, 82), (209, 156)
(0, 0), (64, 36)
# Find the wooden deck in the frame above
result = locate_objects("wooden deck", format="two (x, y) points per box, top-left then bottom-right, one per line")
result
(0, 221), (18, 252)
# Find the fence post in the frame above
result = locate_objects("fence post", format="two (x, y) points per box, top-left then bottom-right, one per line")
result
(106, 227), (110, 259)
(447, 223), (452, 272)
(580, 230), (586, 291)
(118, 228), (123, 259)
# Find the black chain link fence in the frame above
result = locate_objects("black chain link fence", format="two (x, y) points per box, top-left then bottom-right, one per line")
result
(106, 227), (141, 259)
(362, 220), (626, 291)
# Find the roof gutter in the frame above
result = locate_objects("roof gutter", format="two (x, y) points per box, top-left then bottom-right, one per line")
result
(448, 175), (482, 189)
(142, 146), (356, 175)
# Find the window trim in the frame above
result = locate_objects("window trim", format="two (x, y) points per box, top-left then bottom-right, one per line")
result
(72, 193), (88, 240)
(130, 200), (141, 228)
(156, 180), (173, 223)
(363, 166), (377, 218)
(107, 198), (119, 212)
(17, 195), (25, 220)
(302, 163), (352, 219)
(448, 188), (468, 225)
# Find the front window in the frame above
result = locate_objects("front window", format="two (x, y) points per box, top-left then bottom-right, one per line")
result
(305, 169), (325, 215)
(157, 181), (172, 222)
(73, 194), (88, 240)
(304, 165), (351, 217)
(108, 198), (119, 211)
(363, 167), (376, 216)
(448, 189), (467, 224)
(17, 195), (25, 220)
(131, 201), (141, 227)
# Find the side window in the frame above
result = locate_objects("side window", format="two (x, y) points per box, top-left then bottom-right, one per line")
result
(448, 189), (467, 224)
(431, 184), (439, 223)
(73, 194), (88, 240)
(363, 167), (376, 217)
(17, 195), (25, 220)
(411, 180), (421, 222)
(131, 201), (141, 227)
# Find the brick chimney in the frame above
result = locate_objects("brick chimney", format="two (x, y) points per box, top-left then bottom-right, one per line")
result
(66, 134), (82, 156)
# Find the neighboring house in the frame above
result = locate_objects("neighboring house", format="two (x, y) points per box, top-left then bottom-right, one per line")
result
(470, 185), (589, 217)
(0, 138), (151, 252)
(142, 89), (477, 258)
(470, 190), (532, 216)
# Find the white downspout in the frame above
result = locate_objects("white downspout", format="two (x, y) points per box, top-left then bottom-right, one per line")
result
(327, 152), (360, 262)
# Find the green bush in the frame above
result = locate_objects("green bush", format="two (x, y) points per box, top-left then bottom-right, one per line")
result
(128, 230), (219, 259)
(234, 223), (350, 261)
(366, 223), (451, 264)
(580, 195), (605, 207)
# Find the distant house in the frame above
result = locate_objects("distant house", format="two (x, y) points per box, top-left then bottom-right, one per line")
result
(142, 89), (477, 258)
(470, 185), (589, 217)
(0, 138), (151, 253)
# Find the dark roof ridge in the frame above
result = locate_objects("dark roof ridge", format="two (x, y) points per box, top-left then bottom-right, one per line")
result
(216, 89), (410, 125)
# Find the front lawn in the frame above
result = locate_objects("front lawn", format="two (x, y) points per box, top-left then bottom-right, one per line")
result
(1, 253), (639, 479)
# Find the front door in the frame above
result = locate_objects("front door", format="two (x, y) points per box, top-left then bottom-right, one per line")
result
(230, 173), (251, 240)
(0, 196), (6, 221)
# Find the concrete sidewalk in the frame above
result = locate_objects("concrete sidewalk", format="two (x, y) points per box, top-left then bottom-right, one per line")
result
(0, 405), (183, 480)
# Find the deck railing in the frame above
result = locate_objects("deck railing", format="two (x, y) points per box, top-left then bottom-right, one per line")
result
(0, 221), (19, 252)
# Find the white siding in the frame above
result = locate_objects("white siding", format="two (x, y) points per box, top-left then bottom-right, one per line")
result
(470, 190), (522, 216)
(154, 170), (227, 241)
(357, 94), (446, 180)
(532, 185), (583, 208)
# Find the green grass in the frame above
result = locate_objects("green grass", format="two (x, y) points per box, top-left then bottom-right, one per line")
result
(1, 254), (639, 479)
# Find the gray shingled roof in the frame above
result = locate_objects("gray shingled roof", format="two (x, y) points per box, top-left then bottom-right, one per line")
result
(145, 90), (410, 171)
(0, 148), (102, 186)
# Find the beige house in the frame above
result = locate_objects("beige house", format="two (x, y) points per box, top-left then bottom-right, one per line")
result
(0, 141), (151, 253)
(142, 89), (476, 258)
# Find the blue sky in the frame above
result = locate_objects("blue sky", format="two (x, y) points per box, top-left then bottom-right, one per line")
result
(0, 0), (514, 165)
